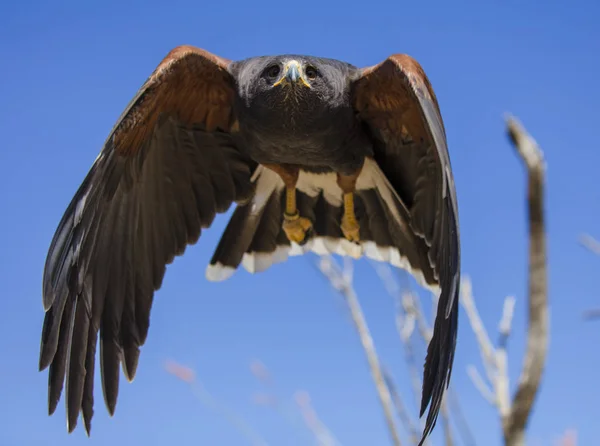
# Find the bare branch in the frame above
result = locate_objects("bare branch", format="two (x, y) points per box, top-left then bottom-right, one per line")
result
(460, 278), (518, 420)
(496, 296), (515, 418)
(440, 399), (454, 446)
(383, 367), (421, 445)
(555, 429), (578, 446)
(503, 114), (549, 446)
(164, 360), (269, 446)
(372, 263), (416, 342)
(405, 291), (455, 446)
(583, 308), (600, 321)
(466, 365), (495, 405)
(394, 290), (430, 433)
(404, 291), (433, 343)
(505, 115), (545, 171)
(294, 390), (341, 446)
(250, 359), (274, 386)
(577, 237), (600, 320)
(578, 233), (600, 255)
(459, 277), (497, 386)
(446, 388), (478, 446)
(249, 359), (308, 436)
(374, 263), (476, 446)
(498, 296), (516, 348)
(318, 256), (402, 446)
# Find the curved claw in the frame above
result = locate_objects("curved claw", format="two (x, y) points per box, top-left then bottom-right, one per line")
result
(283, 212), (313, 244)
(341, 215), (360, 243)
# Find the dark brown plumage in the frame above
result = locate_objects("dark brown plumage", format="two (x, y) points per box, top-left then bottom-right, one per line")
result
(40, 45), (460, 445)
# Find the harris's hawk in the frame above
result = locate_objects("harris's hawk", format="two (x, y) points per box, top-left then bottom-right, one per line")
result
(40, 45), (460, 444)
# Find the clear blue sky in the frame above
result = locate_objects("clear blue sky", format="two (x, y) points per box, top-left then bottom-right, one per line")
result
(1, 1), (599, 445)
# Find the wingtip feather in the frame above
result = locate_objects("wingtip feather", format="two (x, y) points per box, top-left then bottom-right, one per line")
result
(205, 263), (237, 282)
(67, 415), (78, 434)
(84, 415), (93, 437)
(122, 347), (140, 383)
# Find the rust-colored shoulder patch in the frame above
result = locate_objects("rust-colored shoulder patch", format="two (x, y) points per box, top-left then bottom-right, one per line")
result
(352, 53), (441, 142)
(113, 46), (236, 157)
(353, 58), (411, 115)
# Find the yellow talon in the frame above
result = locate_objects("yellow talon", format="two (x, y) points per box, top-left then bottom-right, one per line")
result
(341, 192), (360, 242)
(282, 187), (312, 244)
(283, 211), (313, 244)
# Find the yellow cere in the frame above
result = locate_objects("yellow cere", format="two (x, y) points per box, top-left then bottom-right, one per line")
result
(273, 60), (311, 89)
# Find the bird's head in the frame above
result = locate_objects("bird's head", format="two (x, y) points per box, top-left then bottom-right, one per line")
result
(232, 55), (356, 133)
(269, 59), (314, 90)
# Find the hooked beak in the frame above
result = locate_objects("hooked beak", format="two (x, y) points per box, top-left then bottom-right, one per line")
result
(273, 60), (311, 89)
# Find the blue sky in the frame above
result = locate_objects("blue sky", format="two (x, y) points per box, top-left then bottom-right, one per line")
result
(1, 1), (599, 445)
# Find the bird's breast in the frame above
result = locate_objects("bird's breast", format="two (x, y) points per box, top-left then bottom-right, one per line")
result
(235, 109), (371, 173)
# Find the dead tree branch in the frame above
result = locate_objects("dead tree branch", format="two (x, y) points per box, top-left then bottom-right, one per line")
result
(249, 359), (313, 440)
(461, 281), (514, 418)
(372, 264), (422, 421)
(250, 360), (341, 445)
(578, 233), (600, 256)
(374, 261), (477, 446)
(294, 390), (342, 446)
(578, 233), (600, 320)
(164, 360), (270, 446)
(318, 255), (402, 446)
(403, 290), (454, 446)
(504, 114), (549, 446)
(463, 116), (548, 446)
(446, 388), (477, 446)
(582, 308), (600, 321)
(384, 367), (422, 445)
(440, 403), (454, 446)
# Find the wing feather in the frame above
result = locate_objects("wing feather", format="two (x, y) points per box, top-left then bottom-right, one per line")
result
(39, 45), (256, 434)
(352, 54), (460, 445)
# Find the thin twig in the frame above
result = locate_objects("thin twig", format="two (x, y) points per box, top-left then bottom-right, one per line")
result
(403, 286), (458, 446)
(440, 400), (454, 446)
(578, 233), (600, 255)
(397, 303), (424, 422)
(496, 296), (516, 418)
(579, 233), (600, 321)
(498, 296), (516, 349)
(376, 263), (475, 446)
(318, 255), (402, 446)
(383, 367), (421, 445)
(164, 360), (269, 446)
(249, 359), (310, 439)
(294, 390), (342, 446)
(459, 277), (497, 388)
(582, 308), (600, 321)
(372, 263), (422, 420)
(446, 388), (478, 446)
(466, 365), (495, 405)
(461, 279), (516, 417)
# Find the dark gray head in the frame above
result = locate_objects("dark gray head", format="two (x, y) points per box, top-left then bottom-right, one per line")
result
(229, 55), (359, 135)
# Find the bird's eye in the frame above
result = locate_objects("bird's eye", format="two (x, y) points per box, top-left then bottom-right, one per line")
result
(305, 65), (318, 80)
(266, 65), (281, 79)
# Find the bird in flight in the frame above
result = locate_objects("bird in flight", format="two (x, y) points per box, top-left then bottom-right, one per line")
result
(39, 45), (460, 444)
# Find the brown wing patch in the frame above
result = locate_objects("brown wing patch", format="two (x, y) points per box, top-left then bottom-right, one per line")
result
(113, 46), (236, 156)
(351, 53), (459, 445)
(352, 54), (441, 143)
(388, 54), (441, 112)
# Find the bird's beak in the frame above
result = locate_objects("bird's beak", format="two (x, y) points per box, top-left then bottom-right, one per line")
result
(273, 60), (311, 89)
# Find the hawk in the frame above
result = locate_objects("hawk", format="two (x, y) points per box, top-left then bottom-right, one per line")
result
(40, 46), (460, 444)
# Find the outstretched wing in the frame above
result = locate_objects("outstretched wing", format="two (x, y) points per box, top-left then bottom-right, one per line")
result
(351, 55), (460, 444)
(40, 45), (256, 434)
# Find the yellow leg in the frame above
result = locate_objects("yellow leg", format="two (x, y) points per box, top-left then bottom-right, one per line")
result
(282, 187), (313, 244)
(341, 192), (360, 242)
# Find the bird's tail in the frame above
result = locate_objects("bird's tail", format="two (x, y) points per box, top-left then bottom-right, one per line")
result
(205, 160), (435, 291)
